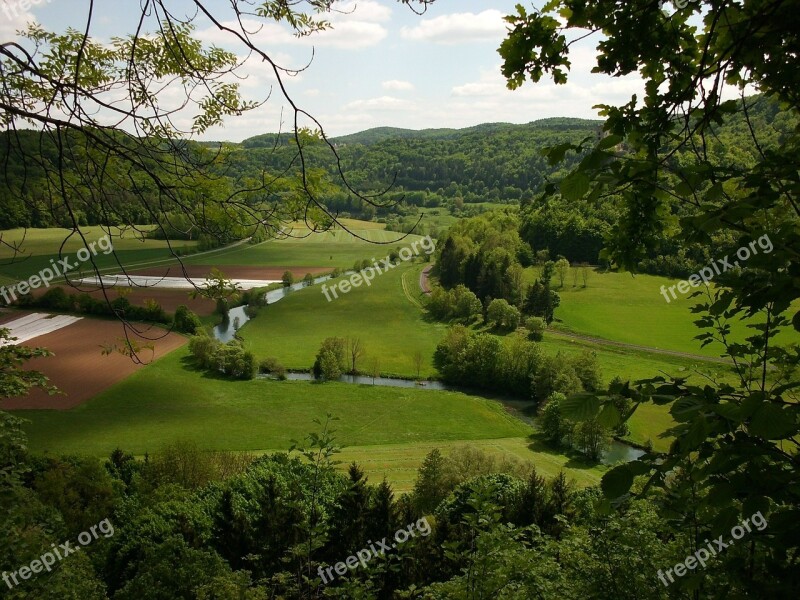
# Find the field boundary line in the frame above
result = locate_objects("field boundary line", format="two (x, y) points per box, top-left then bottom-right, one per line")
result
(401, 268), (424, 309)
(546, 328), (731, 364)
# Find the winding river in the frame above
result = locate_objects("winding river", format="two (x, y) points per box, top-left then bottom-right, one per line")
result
(212, 274), (645, 466)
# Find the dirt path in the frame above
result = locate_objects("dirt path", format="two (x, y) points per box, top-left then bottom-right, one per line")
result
(420, 265), (432, 294)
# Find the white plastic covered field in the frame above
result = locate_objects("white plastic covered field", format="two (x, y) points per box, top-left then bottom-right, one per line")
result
(0, 312), (83, 346)
(74, 275), (279, 290)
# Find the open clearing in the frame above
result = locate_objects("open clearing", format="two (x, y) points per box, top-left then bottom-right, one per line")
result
(337, 437), (604, 493)
(0, 226), (198, 281)
(2, 316), (186, 410)
(180, 227), (431, 269)
(130, 264), (332, 280)
(4, 219), (751, 484)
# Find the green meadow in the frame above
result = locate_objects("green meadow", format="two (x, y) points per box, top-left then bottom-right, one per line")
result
(239, 262), (445, 378)
(183, 223), (430, 269)
(15, 347), (605, 490)
(238, 260), (732, 389)
(0, 226), (197, 281)
(530, 266), (800, 357)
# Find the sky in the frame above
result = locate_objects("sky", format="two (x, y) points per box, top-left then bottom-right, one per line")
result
(1, 0), (647, 141)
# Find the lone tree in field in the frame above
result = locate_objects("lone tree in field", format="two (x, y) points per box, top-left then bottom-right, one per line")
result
(369, 357), (380, 385)
(313, 337), (347, 381)
(347, 337), (364, 375)
(281, 271), (294, 288)
(554, 258), (570, 288)
(412, 350), (424, 380)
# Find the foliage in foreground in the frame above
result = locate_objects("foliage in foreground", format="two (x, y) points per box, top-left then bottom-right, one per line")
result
(1, 412), (794, 598)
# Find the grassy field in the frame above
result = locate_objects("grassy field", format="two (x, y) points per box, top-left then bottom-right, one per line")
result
(239, 261), (445, 377)
(8, 221), (758, 483)
(14, 347), (605, 489)
(527, 267), (800, 358)
(182, 225), (430, 269)
(0, 226), (198, 281)
(236, 260), (737, 452)
(239, 260), (732, 383)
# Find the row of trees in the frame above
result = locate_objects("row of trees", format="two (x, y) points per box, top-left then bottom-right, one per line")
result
(433, 325), (601, 403)
(13, 286), (170, 324)
(188, 334), (257, 380)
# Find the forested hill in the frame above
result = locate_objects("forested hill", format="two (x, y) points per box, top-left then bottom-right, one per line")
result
(328, 118), (600, 146)
(228, 117), (602, 206)
(0, 98), (790, 242)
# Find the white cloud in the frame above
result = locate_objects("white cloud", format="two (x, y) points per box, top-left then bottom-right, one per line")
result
(382, 80), (415, 91)
(304, 88), (321, 97)
(197, 18), (387, 51)
(343, 95), (416, 111)
(0, 1), (38, 41)
(400, 10), (506, 45)
(333, 0), (392, 23)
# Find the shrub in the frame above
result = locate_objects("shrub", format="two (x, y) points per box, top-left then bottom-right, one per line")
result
(525, 316), (546, 341)
(174, 305), (202, 334)
(188, 334), (255, 380)
(281, 271), (294, 287)
(312, 337), (347, 381)
(571, 350), (601, 392)
(39, 287), (73, 311)
(539, 393), (568, 446)
(486, 298), (520, 330)
(259, 357), (287, 380)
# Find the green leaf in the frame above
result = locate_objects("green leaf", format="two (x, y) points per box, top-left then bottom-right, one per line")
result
(597, 134), (622, 150)
(680, 418), (710, 451)
(543, 142), (573, 165)
(670, 397), (705, 422)
(749, 404), (797, 439)
(560, 172), (590, 201)
(596, 402), (621, 428)
(559, 393), (600, 421)
(601, 464), (633, 499)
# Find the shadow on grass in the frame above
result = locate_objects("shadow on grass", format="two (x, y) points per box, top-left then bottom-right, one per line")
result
(525, 433), (603, 472)
(178, 355), (255, 382)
